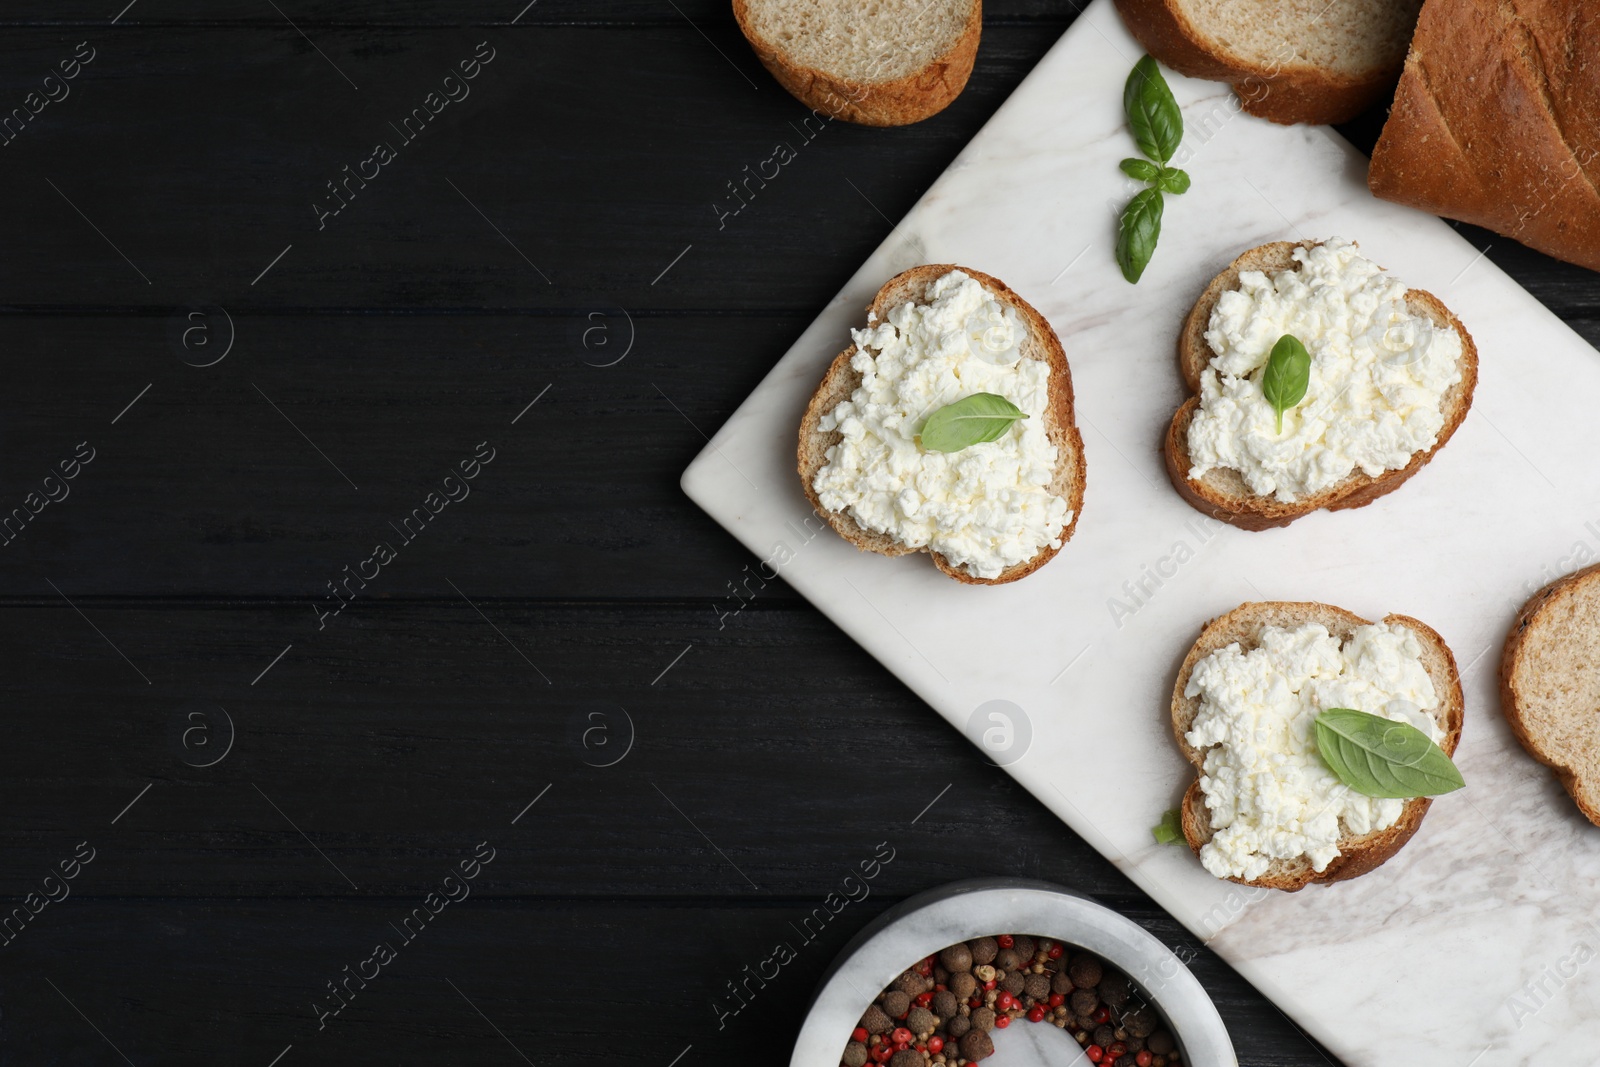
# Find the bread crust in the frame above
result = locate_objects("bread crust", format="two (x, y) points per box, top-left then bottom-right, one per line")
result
(1163, 241), (1478, 532)
(796, 264), (1086, 585)
(1500, 563), (1600, 826)
(1369, 0), (1600, 272)
(1111, 0), (1415, 125)
(731, 0), (982, 127)
(1172, 601), (1465, 892)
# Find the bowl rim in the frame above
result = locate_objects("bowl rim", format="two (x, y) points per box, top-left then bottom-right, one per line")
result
(791, 877), (1237, 1067)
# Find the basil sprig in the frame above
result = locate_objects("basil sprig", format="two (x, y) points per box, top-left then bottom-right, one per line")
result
(1152, 808), (1184, 846)
(1116, 56), (1190, 284)
(1313, 708), (1465, 799)
(919, 392), (1028, 453)
(1260, 333), (1311, 433)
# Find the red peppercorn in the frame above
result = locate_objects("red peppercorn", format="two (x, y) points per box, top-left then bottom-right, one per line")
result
(983, 979), (996, 990)
(1028, 1005), (1047, 1023)
(915, 992), (934, 1008)
(934, 983), (946, 991)
(928, 1037), (944, 1054)
(1048, 993), (1065, 1007)
(970, 997), (982, 1008)
(1108, 1042), (1128, 1059)
(1136, 1052), (1153, 1067)
(853, 1027), (868, 1043)
(892, 1028), (913, 1047)
(994, 1015), (1011, 1029)
(1086, 1046), (1105, 1064)
(916, 958), (934, 977)
(871, 1045), (893, 1064)
(996, 992), (1014, 1011)
(1091, 1006), (1111, 1025)
(997, 934), (1015, 949)
(1048, 944), (1064, 959)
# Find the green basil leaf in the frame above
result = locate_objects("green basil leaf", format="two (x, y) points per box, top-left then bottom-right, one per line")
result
(1314, 708), (1465, 799)
(919, 392), (1028, 453)
(1260, 333), (1311, 433)
(1120, 157), (1161, 182)
(1152, 808), (1185, 846)
(1156, 166), (1191, 194)
(1116, 188), (1164, 284)
(1124, 55), (1183, 165)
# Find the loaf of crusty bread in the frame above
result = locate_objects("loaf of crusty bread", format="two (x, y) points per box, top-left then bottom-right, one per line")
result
(797, 264), (1085, 585)
(1369, 0), (1600, 272)
(1501, 564), (1600, 827)
(732, 0), (981, 126)
(1112, 0), (1423, 125)
(1172, 602), (1465, 891)
(1164, 241), (1478, 531)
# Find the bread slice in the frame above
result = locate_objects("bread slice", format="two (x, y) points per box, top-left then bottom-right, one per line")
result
(731, 0), (981, 126)
(797, 264), (1085, 585)
(1368, 0), (1600, 272)
(1164, 240), (1478, 532)
(1501, 564), (1600, 826)
(1172, 601), (1465, 891)
(1112, 0), (1423, 125)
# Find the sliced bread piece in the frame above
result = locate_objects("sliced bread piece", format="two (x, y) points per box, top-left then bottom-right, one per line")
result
(1501, 564), (1600, 826)
(797, 264), (1086, 585)
(1164, 240), (1478, 531)
(1112, 0), (1423, 125)
(1368, 0), (1600, 272)
(731, 0), (981, 126)
(1172, 601), (1465, 891)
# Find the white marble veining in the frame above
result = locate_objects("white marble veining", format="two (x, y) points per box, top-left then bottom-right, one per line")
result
(682, 2), (1600, 1063)
(791, 881), (1233, 1067)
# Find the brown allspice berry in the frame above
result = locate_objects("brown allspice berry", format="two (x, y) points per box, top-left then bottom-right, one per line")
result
(1149, 1031), (1175, 1055)
(947, 1015), (971, 1038)
(861, 1005), (893, 1033)
(895, 971), (924, 996)
(1069, 989), (1098, 1016)
(971, 1006), (997, 1033)
(933, 990), (959, 1018)
(968, 936), (999, 965)
(940, 943), (973, 972)
(1099, 970), (1130, 1009)
(906, 1006), (938, 1036)
(950, 972), (978, 999)
(934, 965), (949, 984)
(1051, 970), (1074, 995)
(1001, 972), (1026, 996)
(889, 1051), (923, 1067)
(994, 947), (1022, 973)
(843, 1042), (869, 1067)
(1067, 955), (1103, 989)
(1094, 1024), (1116, 1048)
(1024, 974), (1051, 1001)
(1124, 1006), (1158, 1038)
(882, 991), (911, 1019)
(959, 1030), (995, 1062)
(1012, 936), (1036, 960)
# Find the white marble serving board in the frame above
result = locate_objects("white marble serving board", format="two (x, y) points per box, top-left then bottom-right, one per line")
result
(681, 3), (1600, 1064)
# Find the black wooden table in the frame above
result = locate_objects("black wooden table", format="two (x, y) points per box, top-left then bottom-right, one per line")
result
(2, 3), (1593, 1064)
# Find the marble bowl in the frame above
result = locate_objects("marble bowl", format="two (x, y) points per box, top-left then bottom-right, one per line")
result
(791, 878), (1236, 1067)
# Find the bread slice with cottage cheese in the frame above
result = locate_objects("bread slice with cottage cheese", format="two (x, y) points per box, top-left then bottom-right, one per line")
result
(797, 264), (1085, 585)
(1501, 564), (1600, 828)
(1171, 601), (1464, 891)
(1164, 240), (1478, 532)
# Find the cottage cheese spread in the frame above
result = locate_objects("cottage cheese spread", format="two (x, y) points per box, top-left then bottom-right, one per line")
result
(1187, 239), (1464, 503)
(812, 271), (1069, 580)
(1183, 621), (1442, 882)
